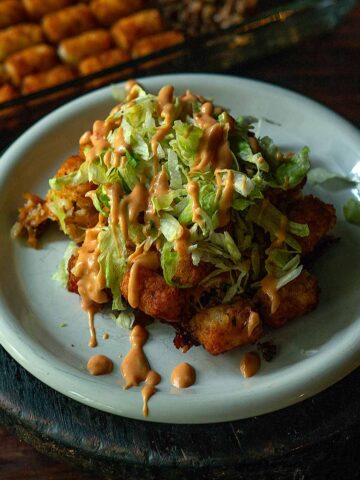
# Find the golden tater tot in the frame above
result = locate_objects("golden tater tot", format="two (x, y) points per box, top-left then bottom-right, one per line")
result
(58, 29), (113, 65)
(5, 44), (58, 86)
(255, 270), (319, 328)
(0, 23), (43, 61)
(54, 153), (84, 177)
(111, 9), (163, 51)
(0, 1), (27, 29)
(172, 255), (210, 286)
(121, 266), (184, 322)
(287, 195), (336, 255)
(46, 155), (98, 242)
(90, 0), (144, 26)
(23, 0), (75, 19)
(0, 82), (18, 103)
(42, 4), (97, 43)
(21, 64), (75, 94)
(0, 66), (9, 86)
(132, 31), (184, 58)
(79, 48), (130, 75)
(11, 193), (50, 248)
(188, 299), (263, 355)
(0, 83), (19, 117)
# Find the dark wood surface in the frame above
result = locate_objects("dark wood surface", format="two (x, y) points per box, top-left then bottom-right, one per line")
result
(1, 4), (360, 479)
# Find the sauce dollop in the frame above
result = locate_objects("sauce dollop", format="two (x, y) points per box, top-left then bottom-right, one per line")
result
(171, 362), (196, 389)
(87, 354), (113, 375)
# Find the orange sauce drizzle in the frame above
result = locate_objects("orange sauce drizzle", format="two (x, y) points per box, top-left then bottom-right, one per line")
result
(247, 311), (261, 336)
(108, 182), (122, 226)
(127, 250), (160, 309)
(121, 325), (161, 417)
(72, 226), (109, 347)
(151, 85), (175, 174)
(126, 183), (149, 223)
(174, 225), (190, 257)
(153, 164), (169, 197)
(218, 170), (235, 228)
(114, 126), (130, 154)
(142, 370), (161, 417)
(273, 214), (288, 249)
(191, 101), (233, 172)
(187, 180), (203, 225)
(261, 274), (280, 314)
(87, 120), (112, 161)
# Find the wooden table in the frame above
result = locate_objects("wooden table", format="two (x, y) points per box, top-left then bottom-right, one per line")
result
(1, 4), (359, 479)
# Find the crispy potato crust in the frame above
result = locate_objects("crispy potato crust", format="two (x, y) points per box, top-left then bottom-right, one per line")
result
(12, 192), (50, 247)
(54, 153), (83, 177)
(46, 155), (98, 242)
(287, 195), (336, 255)
(255, 270), (320, 328)
(173, 255), (210, 286)
(264, 180), (305, 210)
(121, 266), (184, 322)
(67, 253), (79, 293)
(188, 299), (262, 355)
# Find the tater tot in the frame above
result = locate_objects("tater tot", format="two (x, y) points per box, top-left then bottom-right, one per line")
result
(111, 9), (163, 51)
(188, 299), (263, 355)
(0, 83), (18, 103)
(132, 31), (185, 58)
(0, 1), (27, 29)
(5, 44), (58, 86)
(0, 65), (9, 86)
(90, 0), (144, 26)
(78, 48), (130, 75)
(0, 23), (43, 61)
(255, 270), (319, 328)
(46, 155), (98, 243)
(287, 195), (336, 256)
(11, 193), (50, 248)
(0, 83), (19, 117)
(21, 64), (75, 94)
(58, 29), (113, 65)
(42, 4), (97, 43)
(172, 255), (210, 286)
(121, 266), (184, 322)
(22, 0), (75, 19)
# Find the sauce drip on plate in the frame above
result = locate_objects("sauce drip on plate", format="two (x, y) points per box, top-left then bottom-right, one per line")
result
(171, 363), (196, 389)
(121, 325), (161, 417)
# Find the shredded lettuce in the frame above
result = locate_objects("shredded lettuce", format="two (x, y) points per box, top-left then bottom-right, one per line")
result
(307, 167), (354, 186)
(247, 201), (304, 252)
(52, 241), (77, 287)
(170, 120), (203, 167)
(160, 241), (179, 285)
(87, 185), (110, 216)
(167, 149), (183, 190)
(98, 225), (127, 310)
(49, 158), (109, 190)
(276, 265), (303, 290)
(47, 191), (69, 234)
(343, 198), (360, 225)
(159, 214), (183, 242)
(111, 309), (135, 329)
(274, 146), (310, 189)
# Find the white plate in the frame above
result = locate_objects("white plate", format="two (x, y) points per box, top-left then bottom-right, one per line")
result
(0, 74), (359, 424)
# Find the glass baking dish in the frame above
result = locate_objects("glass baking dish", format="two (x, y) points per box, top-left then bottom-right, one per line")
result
(0, 0), (356, 150)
